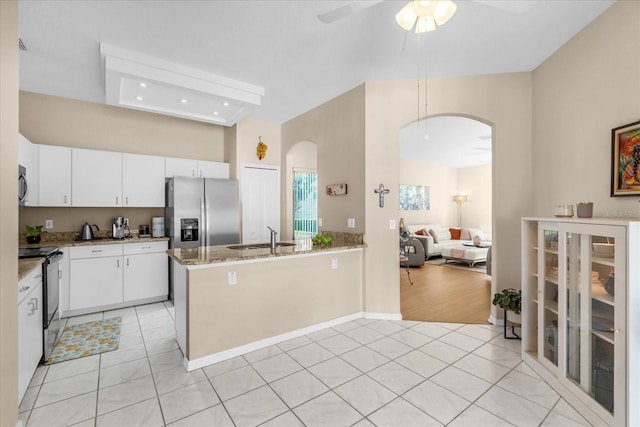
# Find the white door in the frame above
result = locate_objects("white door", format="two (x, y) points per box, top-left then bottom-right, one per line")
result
(242, 165), (280, 244)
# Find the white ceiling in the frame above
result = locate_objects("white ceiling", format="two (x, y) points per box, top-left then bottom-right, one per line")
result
(18, 0), (614, 125)
(400, 116), (492, 168)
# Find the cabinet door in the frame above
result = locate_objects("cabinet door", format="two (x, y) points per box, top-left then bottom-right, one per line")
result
(197, 160), (229, 178)
(39, 145), (72, 206)
(18, 282), (42, 402)
(72, 148), (122, 206)
(122, 153), (165, 207)
(539, 222), (559, 368)
(69, 257), (123, 310)
(123, 252), (168, 302)
(19, 134), (39, 206)
(165, 157), (197, 178)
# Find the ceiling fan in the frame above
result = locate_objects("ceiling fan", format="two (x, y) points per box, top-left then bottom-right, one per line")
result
(317, 0), (536, 26)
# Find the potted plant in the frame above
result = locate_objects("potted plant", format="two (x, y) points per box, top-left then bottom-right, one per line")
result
(492, 288), (522, 339)
(25, 225), (43, 244)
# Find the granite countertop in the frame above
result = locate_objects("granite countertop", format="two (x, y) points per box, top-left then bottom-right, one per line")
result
(18, 258), (44, 281)
(167, 238), (366, 266)
(19, 233), (169, 249)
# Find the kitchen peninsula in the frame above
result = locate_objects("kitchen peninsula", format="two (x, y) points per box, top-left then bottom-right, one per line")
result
(167, 235), (366, 371)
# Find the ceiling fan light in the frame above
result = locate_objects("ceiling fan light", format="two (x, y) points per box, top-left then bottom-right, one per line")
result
(415, 16), (436, 33)
(411, 0), (435, 16)
(433, 0), (457, 26)
(396, 1), (418, 31)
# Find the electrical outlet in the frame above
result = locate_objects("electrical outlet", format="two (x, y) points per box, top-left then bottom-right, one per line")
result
(228, 271), (237, 285)
(389, 219), (396, 230)
(331, 257), (338, 269)
(318, 217), (323, 227)
(45, 219), (53, 229)
(123, 218), (129, 226)
(347, 218), (355, 228)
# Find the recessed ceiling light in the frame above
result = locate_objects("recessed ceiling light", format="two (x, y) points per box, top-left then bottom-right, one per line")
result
(136, 96), (143, 101)
(213, 112), (219, 116)
(223, 102), (229, 107)
(180, 99), (187, 103)
(138, 82), (147, 88)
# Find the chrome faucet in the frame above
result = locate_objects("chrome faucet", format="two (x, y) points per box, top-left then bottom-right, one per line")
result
(267, 226), (277, 250)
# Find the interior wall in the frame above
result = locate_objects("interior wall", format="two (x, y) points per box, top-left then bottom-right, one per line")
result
(0, 1), (20, 425)
(284, 141), (317, 239)
(398, 158), (458, 226)
(282, 85), (366, 235)
(533, 1), (640, 217)
(365, 73), (532, 317)
(458, 164), (492, 228)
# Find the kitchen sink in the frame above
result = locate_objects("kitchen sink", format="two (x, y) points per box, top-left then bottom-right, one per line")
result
(227, 242), (296, 250)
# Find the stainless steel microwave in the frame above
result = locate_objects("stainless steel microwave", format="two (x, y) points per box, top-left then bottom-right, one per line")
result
(18, 164), (27, 206)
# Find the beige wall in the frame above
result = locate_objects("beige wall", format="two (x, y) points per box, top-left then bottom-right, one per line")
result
(533, 1), (640, 217)
(282, 85), (366, 235)
(0, 1), (19, 425)
(399, 158), (458, 226)
(458, 164), (492, 229)
(364, 74), (532, 317)
(187, 250), (362, 359)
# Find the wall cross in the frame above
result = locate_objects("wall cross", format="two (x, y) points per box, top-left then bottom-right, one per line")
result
(374, 183), (390, 208)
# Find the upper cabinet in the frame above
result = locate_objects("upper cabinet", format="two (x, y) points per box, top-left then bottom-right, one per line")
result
(18, 134), (39, 206)
(165, 156), (229, 179)
(72, 148), (122, 207)
(39, 145), (71, 207)
(122, 153), (165, 207)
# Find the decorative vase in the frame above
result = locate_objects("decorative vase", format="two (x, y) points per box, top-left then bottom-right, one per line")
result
(473, 235), (481, 247)
(26, 235), (41, 244)
(576, 202), (593, 218)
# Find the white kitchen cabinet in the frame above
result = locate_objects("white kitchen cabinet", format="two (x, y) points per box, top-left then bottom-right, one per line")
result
(18, 270), (43, 403)
(165, 156), (229, 179)
(18, 134), (39, 206)
(122, 153), (165, 207)
(69, 245), (123, 311)
(72, 148), (122, 207)
(522, 217), (640, 427)
(197, 160), (229, 178)
(123, 242), (168, 302)
(38, 145), (72, 207)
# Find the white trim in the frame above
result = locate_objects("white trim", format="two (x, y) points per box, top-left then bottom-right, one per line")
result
(364, 312), (403, 321)
(184, 312), (364, 371)
(185, 248), (363, 270)
(488, 315), (503, 325)
(15, 421), (24, 427)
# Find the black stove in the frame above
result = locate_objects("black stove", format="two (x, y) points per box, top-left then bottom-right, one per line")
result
(18, 246), (61, 259)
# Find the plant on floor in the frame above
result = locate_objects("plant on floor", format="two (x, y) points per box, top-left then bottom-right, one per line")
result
(492, 288), (521, 314)
(25, 224), (43, 244)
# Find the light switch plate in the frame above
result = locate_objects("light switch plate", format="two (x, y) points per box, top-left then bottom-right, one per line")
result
(45, 219), (53, 229)
(347, 218), (355, 228)
(318, 218), (323, 227)
(389, 219), (396, 230)
(228, 271), (237, 285)
(331, 258), (338, 269)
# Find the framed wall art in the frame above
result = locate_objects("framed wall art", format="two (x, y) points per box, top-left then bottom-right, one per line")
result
(399, 184), (430, 211)
(611, 120), (640, 196)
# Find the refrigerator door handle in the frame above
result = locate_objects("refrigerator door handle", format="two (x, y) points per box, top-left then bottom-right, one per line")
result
(201, 196), (207, 247)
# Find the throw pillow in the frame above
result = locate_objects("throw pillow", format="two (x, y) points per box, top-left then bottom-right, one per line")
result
(415, 229), (424, 235)
(449, 227), (461, 240)
(428, 229), (439, 243)
(460, 228), (472, 240)
(430, 228), (451, 243)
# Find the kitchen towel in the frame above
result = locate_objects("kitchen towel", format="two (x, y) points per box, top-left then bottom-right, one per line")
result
(45, 317), (121, 365)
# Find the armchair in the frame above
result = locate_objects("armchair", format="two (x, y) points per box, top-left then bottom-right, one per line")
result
(400, 228), (425, 267)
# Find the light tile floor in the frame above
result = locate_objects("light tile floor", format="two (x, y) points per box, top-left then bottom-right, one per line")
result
(19, 302), (593, 427)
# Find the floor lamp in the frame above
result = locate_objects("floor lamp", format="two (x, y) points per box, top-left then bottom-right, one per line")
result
(453, 194), (468, 227)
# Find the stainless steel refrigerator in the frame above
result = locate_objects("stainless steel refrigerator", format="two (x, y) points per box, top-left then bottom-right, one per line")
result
(165, 176), (240, 297)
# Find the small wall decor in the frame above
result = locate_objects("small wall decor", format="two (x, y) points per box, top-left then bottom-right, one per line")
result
(256, 136), (268, 160)
(374, 183), (390, 208)
(611, 120), (640, 196)
(399, 185), (430, 211)
(326, 183), (347, 196)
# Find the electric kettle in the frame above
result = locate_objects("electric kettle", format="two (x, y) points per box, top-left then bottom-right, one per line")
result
(79, 223), (99, 240)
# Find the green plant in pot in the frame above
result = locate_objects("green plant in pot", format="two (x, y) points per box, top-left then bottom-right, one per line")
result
(25, 225), (43, 244)
(492, 288), (522, 339)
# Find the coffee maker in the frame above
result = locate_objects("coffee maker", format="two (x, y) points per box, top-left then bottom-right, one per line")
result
(112, 216), (131, 239)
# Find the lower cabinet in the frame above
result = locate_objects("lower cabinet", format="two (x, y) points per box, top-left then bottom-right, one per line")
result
(67, 241), (168, 314)
(18, 271), (43, 403)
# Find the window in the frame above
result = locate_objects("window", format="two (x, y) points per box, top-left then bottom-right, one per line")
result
(293, 169), (317, 238)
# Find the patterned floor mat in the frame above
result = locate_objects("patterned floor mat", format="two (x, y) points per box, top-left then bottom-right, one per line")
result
(45, 317), (121, 365)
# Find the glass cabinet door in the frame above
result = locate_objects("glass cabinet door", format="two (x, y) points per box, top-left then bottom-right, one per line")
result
(540, 224), (559, 367)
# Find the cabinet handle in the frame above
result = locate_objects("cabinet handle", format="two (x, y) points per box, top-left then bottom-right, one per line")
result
(19, 285), (30, 293)
(64, 195), (68, 204)
(116, 196), (119, 205)
(27, 298), (38, 315)
(91, 250), (102, 253)
(126, 258), (129, 266)
(126, 196), (129, 205)
(35, 273), (42, 279)
(192, 169), (196, 177)
(117, 259), (120, 268)
(610, 328), (621, 333)
(59, 270), (62, 279)
(142, 246), (151, 250)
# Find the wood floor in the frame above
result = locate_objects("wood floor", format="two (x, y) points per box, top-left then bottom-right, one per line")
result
(400, 262), (491, 324)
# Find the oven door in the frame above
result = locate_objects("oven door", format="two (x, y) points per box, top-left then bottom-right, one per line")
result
(43, 252), (63, 327)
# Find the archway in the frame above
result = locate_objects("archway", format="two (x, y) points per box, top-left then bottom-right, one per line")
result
(398, 115), (494, 323)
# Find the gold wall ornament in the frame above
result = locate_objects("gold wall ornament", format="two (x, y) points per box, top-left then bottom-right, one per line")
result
(256, 136), (268, 160)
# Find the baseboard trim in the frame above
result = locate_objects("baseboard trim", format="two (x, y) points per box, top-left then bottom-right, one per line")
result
(488, 315), (502, 325)
(184, 312), (364, 371)
(364, 312), (403, 321)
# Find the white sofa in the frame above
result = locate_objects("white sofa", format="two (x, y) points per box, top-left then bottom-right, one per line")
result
(405, 224), (491, 260)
